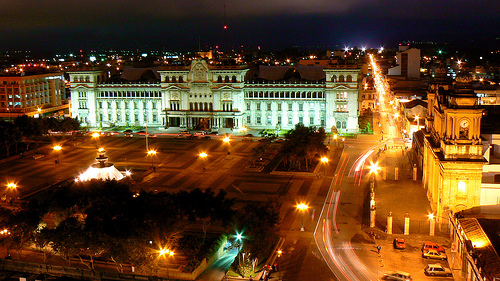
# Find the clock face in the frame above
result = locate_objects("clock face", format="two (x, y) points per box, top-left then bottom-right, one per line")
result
(460, 119), (469, 128)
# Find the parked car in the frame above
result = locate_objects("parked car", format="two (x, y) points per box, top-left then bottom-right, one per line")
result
(393, 238), (406, 250)
(424, 264), (452, 277)
(174, 134), (185, 139)
(194, 131), (206, 136)
(124, 133), (133, 138)
(382, 271), (412, 281)
(422, 249), (447, 260)
(187, 135), (199, 139)
(180, 130), (190, 135)
(209, 131), (219, 135)
(201, 135), (212, 140)
(421, 242), (445, 253)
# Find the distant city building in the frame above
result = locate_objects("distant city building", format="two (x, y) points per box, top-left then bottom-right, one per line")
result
(68, 59), (363, 133)
(0, 71), (67, 118)
(388, 46), (421, 79)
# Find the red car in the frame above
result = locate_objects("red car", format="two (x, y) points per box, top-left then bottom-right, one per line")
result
(421, 242), (445, 253)
(393, 238), (406, 249)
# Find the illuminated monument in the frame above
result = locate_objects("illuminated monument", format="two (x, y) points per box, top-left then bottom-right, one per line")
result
(423, 67), (487, 220)
(78, 149), (124, 181)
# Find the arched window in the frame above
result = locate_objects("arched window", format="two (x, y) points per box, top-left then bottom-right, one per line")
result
(224, 76), (230, 83)
(342, 121), (347, 129)
(79, 77), (84, 82)
(331, 75), (337, 82)
(217, 76), (223, 83)
(165, 76), (170, 83)
(204, 102), (208, 111)
(209, 103), (213, 111)
(172, 77), (177, 83)
(232, 76), (237, 83)
(336, 121), (341, 128)
(179, 76), (183, 83)
(339, 75), (345, 82)
(190, 103), (193, 111)
(346, 75), (352, 82)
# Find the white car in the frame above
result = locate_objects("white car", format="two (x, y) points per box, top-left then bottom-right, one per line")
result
(424, 264), (452, 277)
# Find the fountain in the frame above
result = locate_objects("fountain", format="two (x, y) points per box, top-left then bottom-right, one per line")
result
(78, 148), (125, 181)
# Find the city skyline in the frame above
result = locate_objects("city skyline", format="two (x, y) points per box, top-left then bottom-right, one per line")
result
(1, 0), (499, 53)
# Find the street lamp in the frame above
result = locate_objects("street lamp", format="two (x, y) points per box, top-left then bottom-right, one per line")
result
(147, 149), (157, 170)
(158, 247), (175, 278)
(53, 145), (62, 164)
(92, 132), (100, 148)
(320, 157), (329, 176)
(277, 250), (282, 281)
(296, 203), (309, 231)
(428, 213), (436, 236)
(199, 152), (208, 171)
(415, 115), (420, 129)
(223, 136), (231, 154)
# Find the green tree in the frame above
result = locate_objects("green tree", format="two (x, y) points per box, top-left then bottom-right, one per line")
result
(283, 123), (328, 170)
(234, 201), (280, 260)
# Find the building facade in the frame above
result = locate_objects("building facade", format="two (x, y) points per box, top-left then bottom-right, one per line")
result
(422, 70), (487, 221)
(0, 72), (67, 118)
(68, 60), (362, 133)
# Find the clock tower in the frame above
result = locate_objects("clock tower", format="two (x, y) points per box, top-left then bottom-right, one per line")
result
(422, 69), (486, 221)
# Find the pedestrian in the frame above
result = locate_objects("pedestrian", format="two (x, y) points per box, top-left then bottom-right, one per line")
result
(377, 245), (381, 254)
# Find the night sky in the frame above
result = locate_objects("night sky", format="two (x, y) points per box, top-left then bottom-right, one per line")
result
(1, 0), (499, 53)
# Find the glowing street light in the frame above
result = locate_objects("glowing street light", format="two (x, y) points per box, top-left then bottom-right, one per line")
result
(320, 157), (329, 176)
(53, 145), (62, 164)
(199, 152), (208, 171)
(6, 183), (17, 190)
(147, 149), (157, 170)
(223, 136), (231, 154)
(428, 213), (436, 236)
(296, 203), (309, 231)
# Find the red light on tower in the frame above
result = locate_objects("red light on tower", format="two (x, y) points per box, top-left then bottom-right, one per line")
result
(224, 25), (227, 29)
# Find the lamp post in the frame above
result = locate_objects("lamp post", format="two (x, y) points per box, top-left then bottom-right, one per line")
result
(296, 203), (309, 231)
(415, 115), (420, 130)
(368, 162), (380, 228)
(158, 247), (174, 278)
(320, 157), (329, 177)
(92, 132), (100, 148)
(223, 136), (231, 154)
(147, 149), (157, 170)
(53, 145), (62, 164)
(428, 213), (436, 236)
(199, 152), (208, 171)
(277, 249), (282, 281)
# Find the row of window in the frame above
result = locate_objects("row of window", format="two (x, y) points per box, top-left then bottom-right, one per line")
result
(164, 75), (239, 83)
(247, 102), (325, 112)
(98, 91), (161, 98)
(245, 91), (324, 99)
(97, 113), (158, 123)
(246, 115), (326, 127)
(98, 101), (158, 110)
(331, 75), (356, 82)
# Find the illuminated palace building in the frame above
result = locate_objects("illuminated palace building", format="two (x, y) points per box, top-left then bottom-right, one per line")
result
(68, 60), (362, 133)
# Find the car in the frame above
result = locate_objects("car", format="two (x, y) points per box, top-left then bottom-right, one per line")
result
(274, 138), (286, 143)
(382, 271), (412, 281)
(174, 134), (185, 139)
(186, 135), (199, 139)
(421, 242), (445, 253)
(422, 249), (447, 260)
(242, 137), (252, 142)
(393, 238), (406, 250)
(194, 131), (206, 136)
(123, 129), (133, 134)
(201, 135), (212, 140)
(124, 133), (133, 138)
(180, 130), (190, 135)
(424, 264), (452, 277)
(209, 131), (219, 135)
